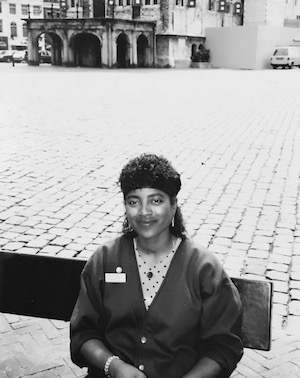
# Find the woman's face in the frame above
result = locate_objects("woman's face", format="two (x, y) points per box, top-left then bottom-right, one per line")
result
(125, 187), (177, 242)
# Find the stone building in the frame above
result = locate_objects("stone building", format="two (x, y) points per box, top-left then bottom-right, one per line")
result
(26, 0), (243, 67)
(0, 0), (44, 51)
(24, 0), (300, 68)
(0, 0), (65, 51)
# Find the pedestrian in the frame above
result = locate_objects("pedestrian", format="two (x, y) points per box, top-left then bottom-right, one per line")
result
(70, 153), (243, 378)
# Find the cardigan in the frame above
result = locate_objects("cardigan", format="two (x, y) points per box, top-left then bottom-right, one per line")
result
(70, 236), (243, 378)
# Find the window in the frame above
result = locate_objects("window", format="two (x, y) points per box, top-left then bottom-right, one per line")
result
(274, 48), (288, 56)
(127, 0), (130, 4)
(22, 22), (27, 37)
(33, 5), (42, 15)
(176, 0), (184, 5)
(0, 2), (2, 13)
(9, 3), (16, 14)
(145, 0), (150, 4)
(22, 4), (28, 15)
(187, 0), (195, 6)
(118, 0), (123, 5)
(11, 22), (17, 37)
(153, 0), (158, 4)
(0, 20), (2, 32)
(208, 0), (215, 10)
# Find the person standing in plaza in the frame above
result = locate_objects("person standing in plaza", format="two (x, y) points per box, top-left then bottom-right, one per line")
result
(70, 153), (243, 378)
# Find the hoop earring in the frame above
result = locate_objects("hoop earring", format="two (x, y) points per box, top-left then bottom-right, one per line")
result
(126, 217), (133, 232)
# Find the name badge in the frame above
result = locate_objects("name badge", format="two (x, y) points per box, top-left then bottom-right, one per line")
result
(105, 273), (127, 283)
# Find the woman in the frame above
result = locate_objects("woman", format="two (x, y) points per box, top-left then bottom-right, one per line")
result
(70, 153), (243, 378)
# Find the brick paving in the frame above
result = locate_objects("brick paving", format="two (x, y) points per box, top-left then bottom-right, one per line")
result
(0, 63), (300, 377)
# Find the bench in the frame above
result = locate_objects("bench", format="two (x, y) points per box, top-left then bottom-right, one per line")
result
(0, 251), (273, 351)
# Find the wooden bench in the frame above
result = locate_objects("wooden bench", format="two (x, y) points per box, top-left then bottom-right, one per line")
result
(0, 251), (273, 351)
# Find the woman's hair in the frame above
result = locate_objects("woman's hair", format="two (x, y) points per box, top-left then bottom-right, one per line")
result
(118, 153), (186, 239)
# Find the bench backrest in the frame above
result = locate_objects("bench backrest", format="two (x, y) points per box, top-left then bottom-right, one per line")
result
(0, 252), (273, 350)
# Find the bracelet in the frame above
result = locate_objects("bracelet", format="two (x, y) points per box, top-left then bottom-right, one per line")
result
(104, 355), (119, 377)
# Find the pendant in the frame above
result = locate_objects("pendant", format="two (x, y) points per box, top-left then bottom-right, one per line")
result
(147, 271), (153, 279)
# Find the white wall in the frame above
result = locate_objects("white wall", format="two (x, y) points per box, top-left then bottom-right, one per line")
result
(205, 26), (258, 69)
(244, 0), (267, 26)
(244, 0), (285, 27)
(205, 25), (300, 70)
(284, 0), (300, 19)
(266, 0), (285, 26)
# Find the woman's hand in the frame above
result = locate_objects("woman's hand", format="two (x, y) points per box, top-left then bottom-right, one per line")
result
(110, 358), (147, 378)
(80, 339), (147, 377)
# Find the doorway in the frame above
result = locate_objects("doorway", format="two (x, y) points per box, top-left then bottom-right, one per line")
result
(117, 33), (130, 68)
(137, 34), (149, 68)
(74, 33), (101, 67)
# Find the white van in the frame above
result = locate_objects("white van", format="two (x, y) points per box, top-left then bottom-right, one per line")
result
(271, 46), (300, 69)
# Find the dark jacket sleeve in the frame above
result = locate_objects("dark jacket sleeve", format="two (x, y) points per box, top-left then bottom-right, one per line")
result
(197, 251), (243, 377)
(70, 249), (106, 367)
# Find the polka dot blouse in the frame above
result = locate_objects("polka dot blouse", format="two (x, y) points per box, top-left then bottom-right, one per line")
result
(134, 238), (181, 310)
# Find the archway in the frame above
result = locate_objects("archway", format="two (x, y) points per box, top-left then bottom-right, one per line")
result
(191, 43), (197, 61)
(51, 34), (63, 65)
(37, 32), (63, 66)
(74, 33), (101, 68)
(137, 34), (149, 68)
(117, 33), (130, 68)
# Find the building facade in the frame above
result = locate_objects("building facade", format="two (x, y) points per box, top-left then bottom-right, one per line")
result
(25, 0), (244, 67)
(6, 0), (300, 66)
(0, 0), (53, 50)
(244, 0), (300, 27)
(243, 0), (300, 29)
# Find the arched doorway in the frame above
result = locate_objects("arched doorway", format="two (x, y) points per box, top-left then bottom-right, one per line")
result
(191, 43), (197, 61)
(37, 32), (63, 66)
(74, 33), (101, 68)
(51, 34), (62, 66)
(117, 33), (130, 68)
(137, 34), (149, 68)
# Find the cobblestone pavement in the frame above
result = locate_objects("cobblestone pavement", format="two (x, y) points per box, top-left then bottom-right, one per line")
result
(0, 63), (300, 377)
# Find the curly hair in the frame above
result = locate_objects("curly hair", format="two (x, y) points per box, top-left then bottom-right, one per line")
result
(118, 153), (181, 199)
(118, 153), (186, 239)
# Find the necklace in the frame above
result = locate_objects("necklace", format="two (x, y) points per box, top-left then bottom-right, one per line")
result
(133, 238), (178, 280)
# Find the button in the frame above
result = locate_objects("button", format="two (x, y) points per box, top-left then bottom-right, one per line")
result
(140, 336), (147, 344)
(138, 364), (145, 371)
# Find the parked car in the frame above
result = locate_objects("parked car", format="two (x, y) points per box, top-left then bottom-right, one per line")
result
(0, 51), (6, 61)
(39, 50), (52, 64)
(0, 50), (15, 62)
(271, 46), (300, 69)
(12, 50), (27, 63)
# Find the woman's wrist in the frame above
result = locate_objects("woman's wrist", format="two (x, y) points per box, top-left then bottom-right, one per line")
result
(104, 355), (120, 377)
